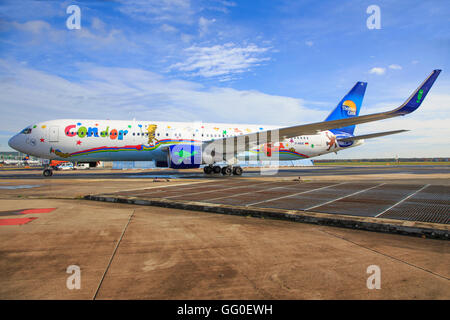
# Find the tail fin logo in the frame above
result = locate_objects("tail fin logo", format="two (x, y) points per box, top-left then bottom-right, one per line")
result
(416, 89), (424, 103)
(342, 100), (357, 116)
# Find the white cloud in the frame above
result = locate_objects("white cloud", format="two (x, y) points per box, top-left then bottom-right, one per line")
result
(305, 40), (314, 47)
(91, 17), (106, 32)
(204, 0), (237, 13)
(369, 67), (386, 75)
(11, 20), (51, 34)
(9, 18), (134, 50)
(180, 33), (193, 43)
(198, 16), (216, 37)
(0, 60), (322, 149)
(160, 24), (178, 33)
(117, 0), (194, 24)
(218, 0), (236, 6)
(168, 43), (271, 79)
(388, 64), (402, 70)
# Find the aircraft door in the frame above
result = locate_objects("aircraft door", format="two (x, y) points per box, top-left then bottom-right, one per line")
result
(49, 126), (59, 142)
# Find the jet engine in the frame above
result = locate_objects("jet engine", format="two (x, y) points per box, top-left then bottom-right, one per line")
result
(167, 144), (202, 169)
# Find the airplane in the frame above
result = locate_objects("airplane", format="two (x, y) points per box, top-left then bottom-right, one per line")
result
(8, 69), (441, 177)
(22, 155), (41, 166)
(1, 158), (40, 166)
(2, 159), (24, 166)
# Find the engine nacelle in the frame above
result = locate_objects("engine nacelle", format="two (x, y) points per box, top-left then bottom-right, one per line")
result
(167, 144), (202, 169)
(333, 131), (354, 148)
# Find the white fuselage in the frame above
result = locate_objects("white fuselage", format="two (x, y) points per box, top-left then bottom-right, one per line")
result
(8, 119), (363, 163)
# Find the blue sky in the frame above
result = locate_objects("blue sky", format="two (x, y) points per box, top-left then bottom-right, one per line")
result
(0, 0), (449, 158)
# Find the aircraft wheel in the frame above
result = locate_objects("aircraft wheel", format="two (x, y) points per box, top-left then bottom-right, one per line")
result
(212, 165), (221, 174)
(233, 166), (243, 176)
(203, 166), (213, 174)
(43, 169), (53, 177)
(221, 166), (232, 176)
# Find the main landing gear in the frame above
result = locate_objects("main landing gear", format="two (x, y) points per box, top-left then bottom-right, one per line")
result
(203, 165), (243, 176)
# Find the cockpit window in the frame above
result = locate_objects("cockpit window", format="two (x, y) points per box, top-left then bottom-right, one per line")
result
(20, 127), (32, 134)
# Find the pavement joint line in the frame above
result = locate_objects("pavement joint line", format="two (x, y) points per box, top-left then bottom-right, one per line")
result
(92, 209), (135, 300)
(304, 183), (386, 211)
(375, 184), (431, 218)
(206, 181), (315, 202)
(163, 181), (276, 199)
(245, 182), (347, 207)
(319, 228), (450, 281)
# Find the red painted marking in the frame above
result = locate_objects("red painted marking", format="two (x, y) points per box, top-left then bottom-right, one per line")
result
(0, 217), (38, 226)
(20, 208), (56, 214)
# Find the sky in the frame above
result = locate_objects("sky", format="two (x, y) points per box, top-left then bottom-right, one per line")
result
(0, 0), (449, 158)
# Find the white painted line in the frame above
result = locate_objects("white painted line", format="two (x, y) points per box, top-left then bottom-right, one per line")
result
(164, 181), (276, 199)
(374, 184), (430, 218)
(132, 181), (239, 196)
(133, 180), (242, 196)
(304, 183), (385, 211)
(119, 180), (211, 193)
(207, 182), (311, 202)
(245, 182), (347, 207)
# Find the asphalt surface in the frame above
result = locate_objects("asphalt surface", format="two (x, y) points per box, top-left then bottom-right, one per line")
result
(1, 165), (449, 180)
(0, 165), (449, 299)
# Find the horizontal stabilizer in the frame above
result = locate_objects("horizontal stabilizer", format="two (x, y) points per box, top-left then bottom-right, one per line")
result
(337, 130), (409, 142)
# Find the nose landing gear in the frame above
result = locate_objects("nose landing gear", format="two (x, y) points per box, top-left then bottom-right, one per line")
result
(203, 165), (243, 176)
(43, 168), (53, 177)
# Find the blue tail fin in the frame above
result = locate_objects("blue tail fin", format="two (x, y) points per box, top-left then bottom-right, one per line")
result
(325, 81), (367, 135)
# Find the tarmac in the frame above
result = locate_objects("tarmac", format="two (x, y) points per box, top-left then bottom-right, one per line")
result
(0, 165), (449, 299)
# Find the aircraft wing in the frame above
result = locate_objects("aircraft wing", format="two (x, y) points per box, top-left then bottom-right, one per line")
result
(202, 69), (441, 152)
(337, 130), (409, 142)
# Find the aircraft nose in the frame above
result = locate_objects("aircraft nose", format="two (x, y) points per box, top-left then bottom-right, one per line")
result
(8, 135), (19, 150)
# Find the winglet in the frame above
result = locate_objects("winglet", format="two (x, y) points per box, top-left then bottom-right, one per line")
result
(393, 69), (441, 115)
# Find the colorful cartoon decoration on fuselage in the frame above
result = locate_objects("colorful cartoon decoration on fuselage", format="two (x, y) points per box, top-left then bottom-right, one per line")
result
(65, 124), (129, 141)
(147, 124), (158, 145)
(50, 147), (70, 158)
(325, 132), (337, 151)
